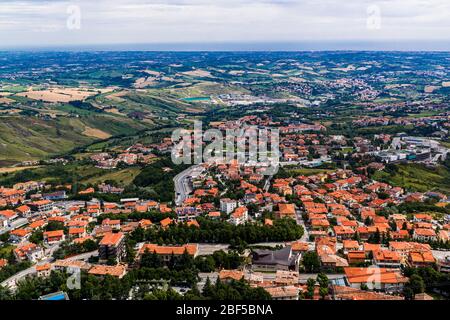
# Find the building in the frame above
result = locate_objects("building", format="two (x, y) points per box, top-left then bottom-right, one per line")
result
(277, 203), (296, 219)
(29, 200), (53, 213)
(408, 251), (435, 267)
(265, 286), (299, 300)
(230, 206), (248, 225)
(98, 232), (126, 263)
(373, 250), (402, 269)
(53, 260), (91, 274)
(88, 265), (127, 278)
(437, 256), (450, 273)
(344, 267), (408, 293)
(275, 270), (299, 285)
(43, 230), (65, 244)
(252, 246), (300, 272)
(219, 269), (244, 283)
(14, 243), (45, 262)
(0, 210), (18, 225)
(35, 263), (52, 277)
(43, 191), (67, 201)
(220, 198), (237, 214)
(138, 243), (198, 263)
(413, 228), (437, 242)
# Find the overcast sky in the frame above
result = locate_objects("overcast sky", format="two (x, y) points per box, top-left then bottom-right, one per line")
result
(0, 0), (449, 49)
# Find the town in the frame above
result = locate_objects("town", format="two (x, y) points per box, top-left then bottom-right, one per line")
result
(1, 112), (449, 301)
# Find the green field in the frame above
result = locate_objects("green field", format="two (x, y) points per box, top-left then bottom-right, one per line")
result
(373, 163), (450, 194)
(0, 163), (142, 187)
(83, 167), (142, 185)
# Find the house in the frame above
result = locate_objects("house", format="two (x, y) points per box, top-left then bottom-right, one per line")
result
(35, 263), (52, 277)
(98, 232), (126, 263)
(160, 217), (173, 229)
(0, 259), (7, 270)
(333, 225), (355, 240)
(342, 240), (360, 253)
(413, 228), (437, 242)
(28, 219), (47, 230)
(9, 229), (31, 242)
(53, 260), (91, 274)
(43, 191), (67, 201)
(102, 219), (121, 230)
(219, 269), (244, 282)
(290, 241), (309, 255)
(373, 250), (402, 269)
(176, 206), (198, 222)
(344, 267), (408, 293)
(138, 243), (198, 262)
(28, 200), (53, 213)
(265, 286), (299, 300)
(277, 203), (296, 219)
(16, 205), (31, 217)
(0, 209), (18, 225)
(252, 246), (300, 272)
(333, 286), (403, 300)
(68, 228), (87, 239)
(230, 206), (248, 225)
(43, 230), (65, 244)
(347, 251), (366, 264)
(14, 243), (44, 262)
(208, 211), (221, 219)
(275, 270), (299, 285)
(408, 251), (435, 267)
(88, 264), (127, 278)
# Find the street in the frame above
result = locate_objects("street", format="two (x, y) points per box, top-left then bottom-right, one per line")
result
(174, 165), (205, 206)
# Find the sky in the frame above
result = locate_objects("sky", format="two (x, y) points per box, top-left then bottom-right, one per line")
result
(0, 0), (449, 50)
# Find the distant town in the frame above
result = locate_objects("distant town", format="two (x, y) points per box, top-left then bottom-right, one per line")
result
(0, 51), (449, 301)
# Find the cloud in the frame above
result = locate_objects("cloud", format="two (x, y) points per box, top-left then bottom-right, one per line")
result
(0, 0), (449, 47)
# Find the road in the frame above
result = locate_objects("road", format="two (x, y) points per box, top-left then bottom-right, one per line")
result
(432, 250), (450, 261)
(0, 218), (28, 235)
(174, 165), (205, 206)
(1, 250), (98, 291)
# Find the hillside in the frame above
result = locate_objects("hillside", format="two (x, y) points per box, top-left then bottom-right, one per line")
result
(0, 115), (150, 165)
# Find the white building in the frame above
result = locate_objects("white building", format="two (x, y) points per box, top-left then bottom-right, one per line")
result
(220, 198), (237, 214)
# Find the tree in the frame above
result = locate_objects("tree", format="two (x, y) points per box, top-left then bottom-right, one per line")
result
(202, 277), (214, 298)
(316, 273), (329, 288)
(140, 251), (163, 268)
(319, 287), (329, 300)
(302, 251), (320, 273)
(403, 274), (425, 300)
(306, 278), (316, 299)
(0, 286), (12, 300)
(29, 230), (43, 244)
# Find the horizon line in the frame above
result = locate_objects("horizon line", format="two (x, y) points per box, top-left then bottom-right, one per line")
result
(1, 40), (450, 52)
